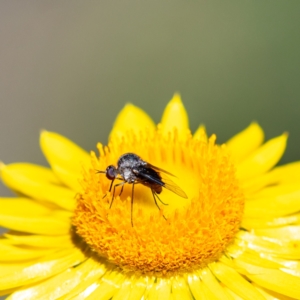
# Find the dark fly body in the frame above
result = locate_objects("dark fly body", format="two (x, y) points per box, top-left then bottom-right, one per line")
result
(97, 153), (187, 226)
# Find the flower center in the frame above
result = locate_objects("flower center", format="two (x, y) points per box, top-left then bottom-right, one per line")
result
(73, 129), (245, 274)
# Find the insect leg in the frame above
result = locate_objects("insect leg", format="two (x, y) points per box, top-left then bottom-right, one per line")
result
(102, 179), (115, 199)
(151, 189), (167, 221)
(119, 184), (125, 196)
(154, 192), (168, 206)
(131, 182), (135, 227)
(110, 181), (126, 209)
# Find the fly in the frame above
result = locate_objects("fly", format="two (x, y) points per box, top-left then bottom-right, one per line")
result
(97, 153), (188, 226)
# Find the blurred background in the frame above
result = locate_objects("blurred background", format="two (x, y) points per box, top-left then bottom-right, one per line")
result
(1, 3), (300, 200)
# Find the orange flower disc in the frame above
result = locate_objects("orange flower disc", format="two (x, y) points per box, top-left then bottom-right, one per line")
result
(73, 129), (245, 274)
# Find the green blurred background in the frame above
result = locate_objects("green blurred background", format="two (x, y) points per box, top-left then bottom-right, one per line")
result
(1, 2), (300, 198)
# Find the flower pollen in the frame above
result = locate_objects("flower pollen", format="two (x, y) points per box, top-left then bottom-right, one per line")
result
(73, 128), (245, 275)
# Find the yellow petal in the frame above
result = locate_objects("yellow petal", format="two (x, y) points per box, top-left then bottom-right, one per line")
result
(236, 232), (300, 259)
(160, 93), (189, 138)
(0, 288), (19, 297)
(147, 278), (172, 300)
(187, 273), (219, 300)
(8, 269), (78, 300)
(242, 161), (300, 196)
(267, 161), (300, 184)
(0, 198), (51, 216)
(0, 248), (85, 290)
(193, 124), (208, 142)
(4, 234), (73, 248)
(200, 280), (222, 300)
(0, 213), (70, 235)
(0, 161), (60, 183)
(109, 103), (155, 140)
(254, 284), (295, 300)
(107, 276), (131, 300)
(244, 188), (300, 218)
(233, 258), (300, 299)
(72, 282), (99, 300)
(142, 276), (155, 300)
(1, 163), (76, 211)
(199, 268), (233, 300)
(242, 173), (275, 196)
(171, 276), (192, 300)
(209, 262), (265, 300)
(222, 286), (245, 300)
(59, 259), (109, 300)
(262, 257), (300, 277)
(0, 197), (71, 220)
(226, 247), (282, 269)
(251, 183), (300, 199)
(63, 281), (97, 300)
(254, 226), (300, 240)
(40, 131), (90, 191)
(84, 271), (125, 300)
(236, 133), (288, 181)
(226, 122), (264, 163)
(242, 213), (300, 230)
(232, 250), (300, 277)
(101, 275), (149, 300)
(0, 243), (55, 262)
(126, 276), (149, 300)
(186, 274), (206, 300)
(8, 258), (106, 300)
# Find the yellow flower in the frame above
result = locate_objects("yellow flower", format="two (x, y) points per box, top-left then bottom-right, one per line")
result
(1, 94), (300, 299)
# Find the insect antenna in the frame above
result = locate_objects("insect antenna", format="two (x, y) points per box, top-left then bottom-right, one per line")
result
(96, 170), (110, 199)
(96, 170), (106, 174)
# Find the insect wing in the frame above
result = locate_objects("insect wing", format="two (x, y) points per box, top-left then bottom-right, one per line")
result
(138, 166), (188, 199)
(145, 163), (176, 177)
(134, 167), (165, 186)
(160, 176), (188, 199)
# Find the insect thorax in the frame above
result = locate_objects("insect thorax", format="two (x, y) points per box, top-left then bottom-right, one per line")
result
(117, 153), (146, 182)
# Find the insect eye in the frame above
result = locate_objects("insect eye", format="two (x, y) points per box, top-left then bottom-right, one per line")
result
(106, 166), (116, 180)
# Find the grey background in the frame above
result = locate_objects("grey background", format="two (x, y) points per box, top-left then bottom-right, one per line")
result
(0, 1), (300, 285)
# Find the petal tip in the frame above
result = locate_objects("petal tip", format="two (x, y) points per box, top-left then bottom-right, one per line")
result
(278, 132), (289, 144)
(193, 124), (207, 141)
(121, 103), (147, 116)
(122, 102), (135, 111)
(281, 132), (289, 144)
(110, 103), (155, 139)
(40, 129), (48, 135)
(170, 92), (182, 104)
(40, 129), (53, 143)
(40, 130), (49, 147)
(161, 93), (189, 134)
(117, 102), (147, 118)
(250, 121), (264, 133)
(168, 93), (185, 110)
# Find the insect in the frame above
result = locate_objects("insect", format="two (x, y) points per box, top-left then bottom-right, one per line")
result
(97, 153), (188, 226)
